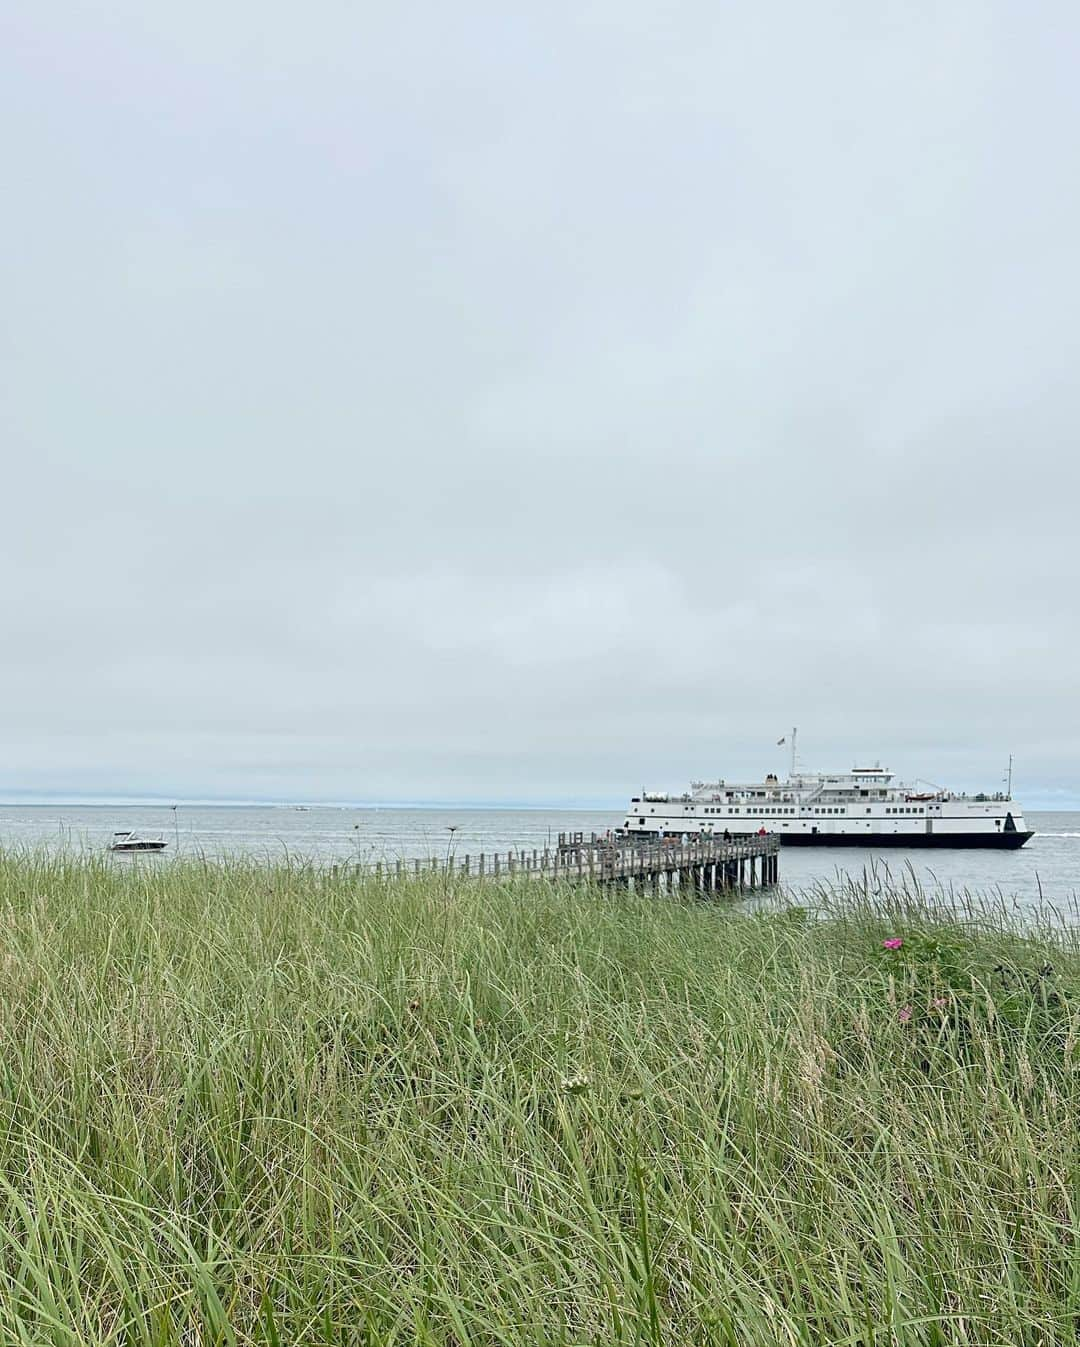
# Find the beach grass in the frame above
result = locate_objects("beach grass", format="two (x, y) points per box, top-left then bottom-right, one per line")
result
(0, 851), (1077, 1345)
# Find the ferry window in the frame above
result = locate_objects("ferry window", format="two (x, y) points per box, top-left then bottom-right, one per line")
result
(866, 808), (871, 814)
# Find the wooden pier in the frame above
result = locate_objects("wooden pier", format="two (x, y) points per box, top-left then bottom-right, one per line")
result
(369, 831), (779, 893)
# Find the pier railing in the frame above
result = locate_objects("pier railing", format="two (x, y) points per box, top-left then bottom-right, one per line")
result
(365, 831), (779, 891)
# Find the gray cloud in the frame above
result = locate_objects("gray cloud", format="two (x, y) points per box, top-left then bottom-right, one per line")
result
(2, 1), (1078, 805)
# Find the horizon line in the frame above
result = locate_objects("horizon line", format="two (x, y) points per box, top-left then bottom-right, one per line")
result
(1, 793), (1078, 812)
(0, 794), (625, 811)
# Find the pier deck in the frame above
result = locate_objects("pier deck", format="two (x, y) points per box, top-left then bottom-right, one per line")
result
(370, 831), (779, 892)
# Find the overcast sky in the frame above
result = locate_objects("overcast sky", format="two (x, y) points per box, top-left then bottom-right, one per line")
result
(2, 1), (1077, 807)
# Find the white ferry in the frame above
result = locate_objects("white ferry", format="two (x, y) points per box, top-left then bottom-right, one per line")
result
(620, 735), (1033, 849)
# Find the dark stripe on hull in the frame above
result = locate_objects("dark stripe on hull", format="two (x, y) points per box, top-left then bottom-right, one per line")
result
(779, 831), (1033, 850)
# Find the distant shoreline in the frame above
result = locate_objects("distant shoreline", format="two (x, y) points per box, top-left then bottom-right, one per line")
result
(0, 798), (625, 812)
(2, 800), (1078, 813)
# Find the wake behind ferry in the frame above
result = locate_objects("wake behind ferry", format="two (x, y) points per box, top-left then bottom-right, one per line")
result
(620, 733), (1033, 849)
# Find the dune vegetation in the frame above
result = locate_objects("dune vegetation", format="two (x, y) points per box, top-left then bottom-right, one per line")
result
(0, 851), (1076, 1345)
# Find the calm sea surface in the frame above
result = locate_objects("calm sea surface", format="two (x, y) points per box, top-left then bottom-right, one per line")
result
(0, 804), (1077, 911)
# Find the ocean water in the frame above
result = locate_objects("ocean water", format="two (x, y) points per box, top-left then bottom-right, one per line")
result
(0, 804), (1077, 912)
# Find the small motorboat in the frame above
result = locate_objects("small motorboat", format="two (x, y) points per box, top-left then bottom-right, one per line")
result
(109, 831), (168, 853)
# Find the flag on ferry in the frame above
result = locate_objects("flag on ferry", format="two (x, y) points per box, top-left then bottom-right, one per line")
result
(777, 737), (786, 746)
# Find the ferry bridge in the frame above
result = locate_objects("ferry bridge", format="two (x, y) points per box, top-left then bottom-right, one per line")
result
(368, 831), (779, 893)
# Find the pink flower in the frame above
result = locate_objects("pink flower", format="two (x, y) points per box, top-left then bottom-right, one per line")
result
(882, 938), (904, 951)
(898, 1005), (913, 1023)
(930, 996), (949, 1010)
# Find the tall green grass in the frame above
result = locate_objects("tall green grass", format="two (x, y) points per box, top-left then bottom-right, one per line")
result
(0, 850), (1076, 1345)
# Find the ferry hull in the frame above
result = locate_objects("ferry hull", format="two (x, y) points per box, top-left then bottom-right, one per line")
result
(779, 831), (1033, 849)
